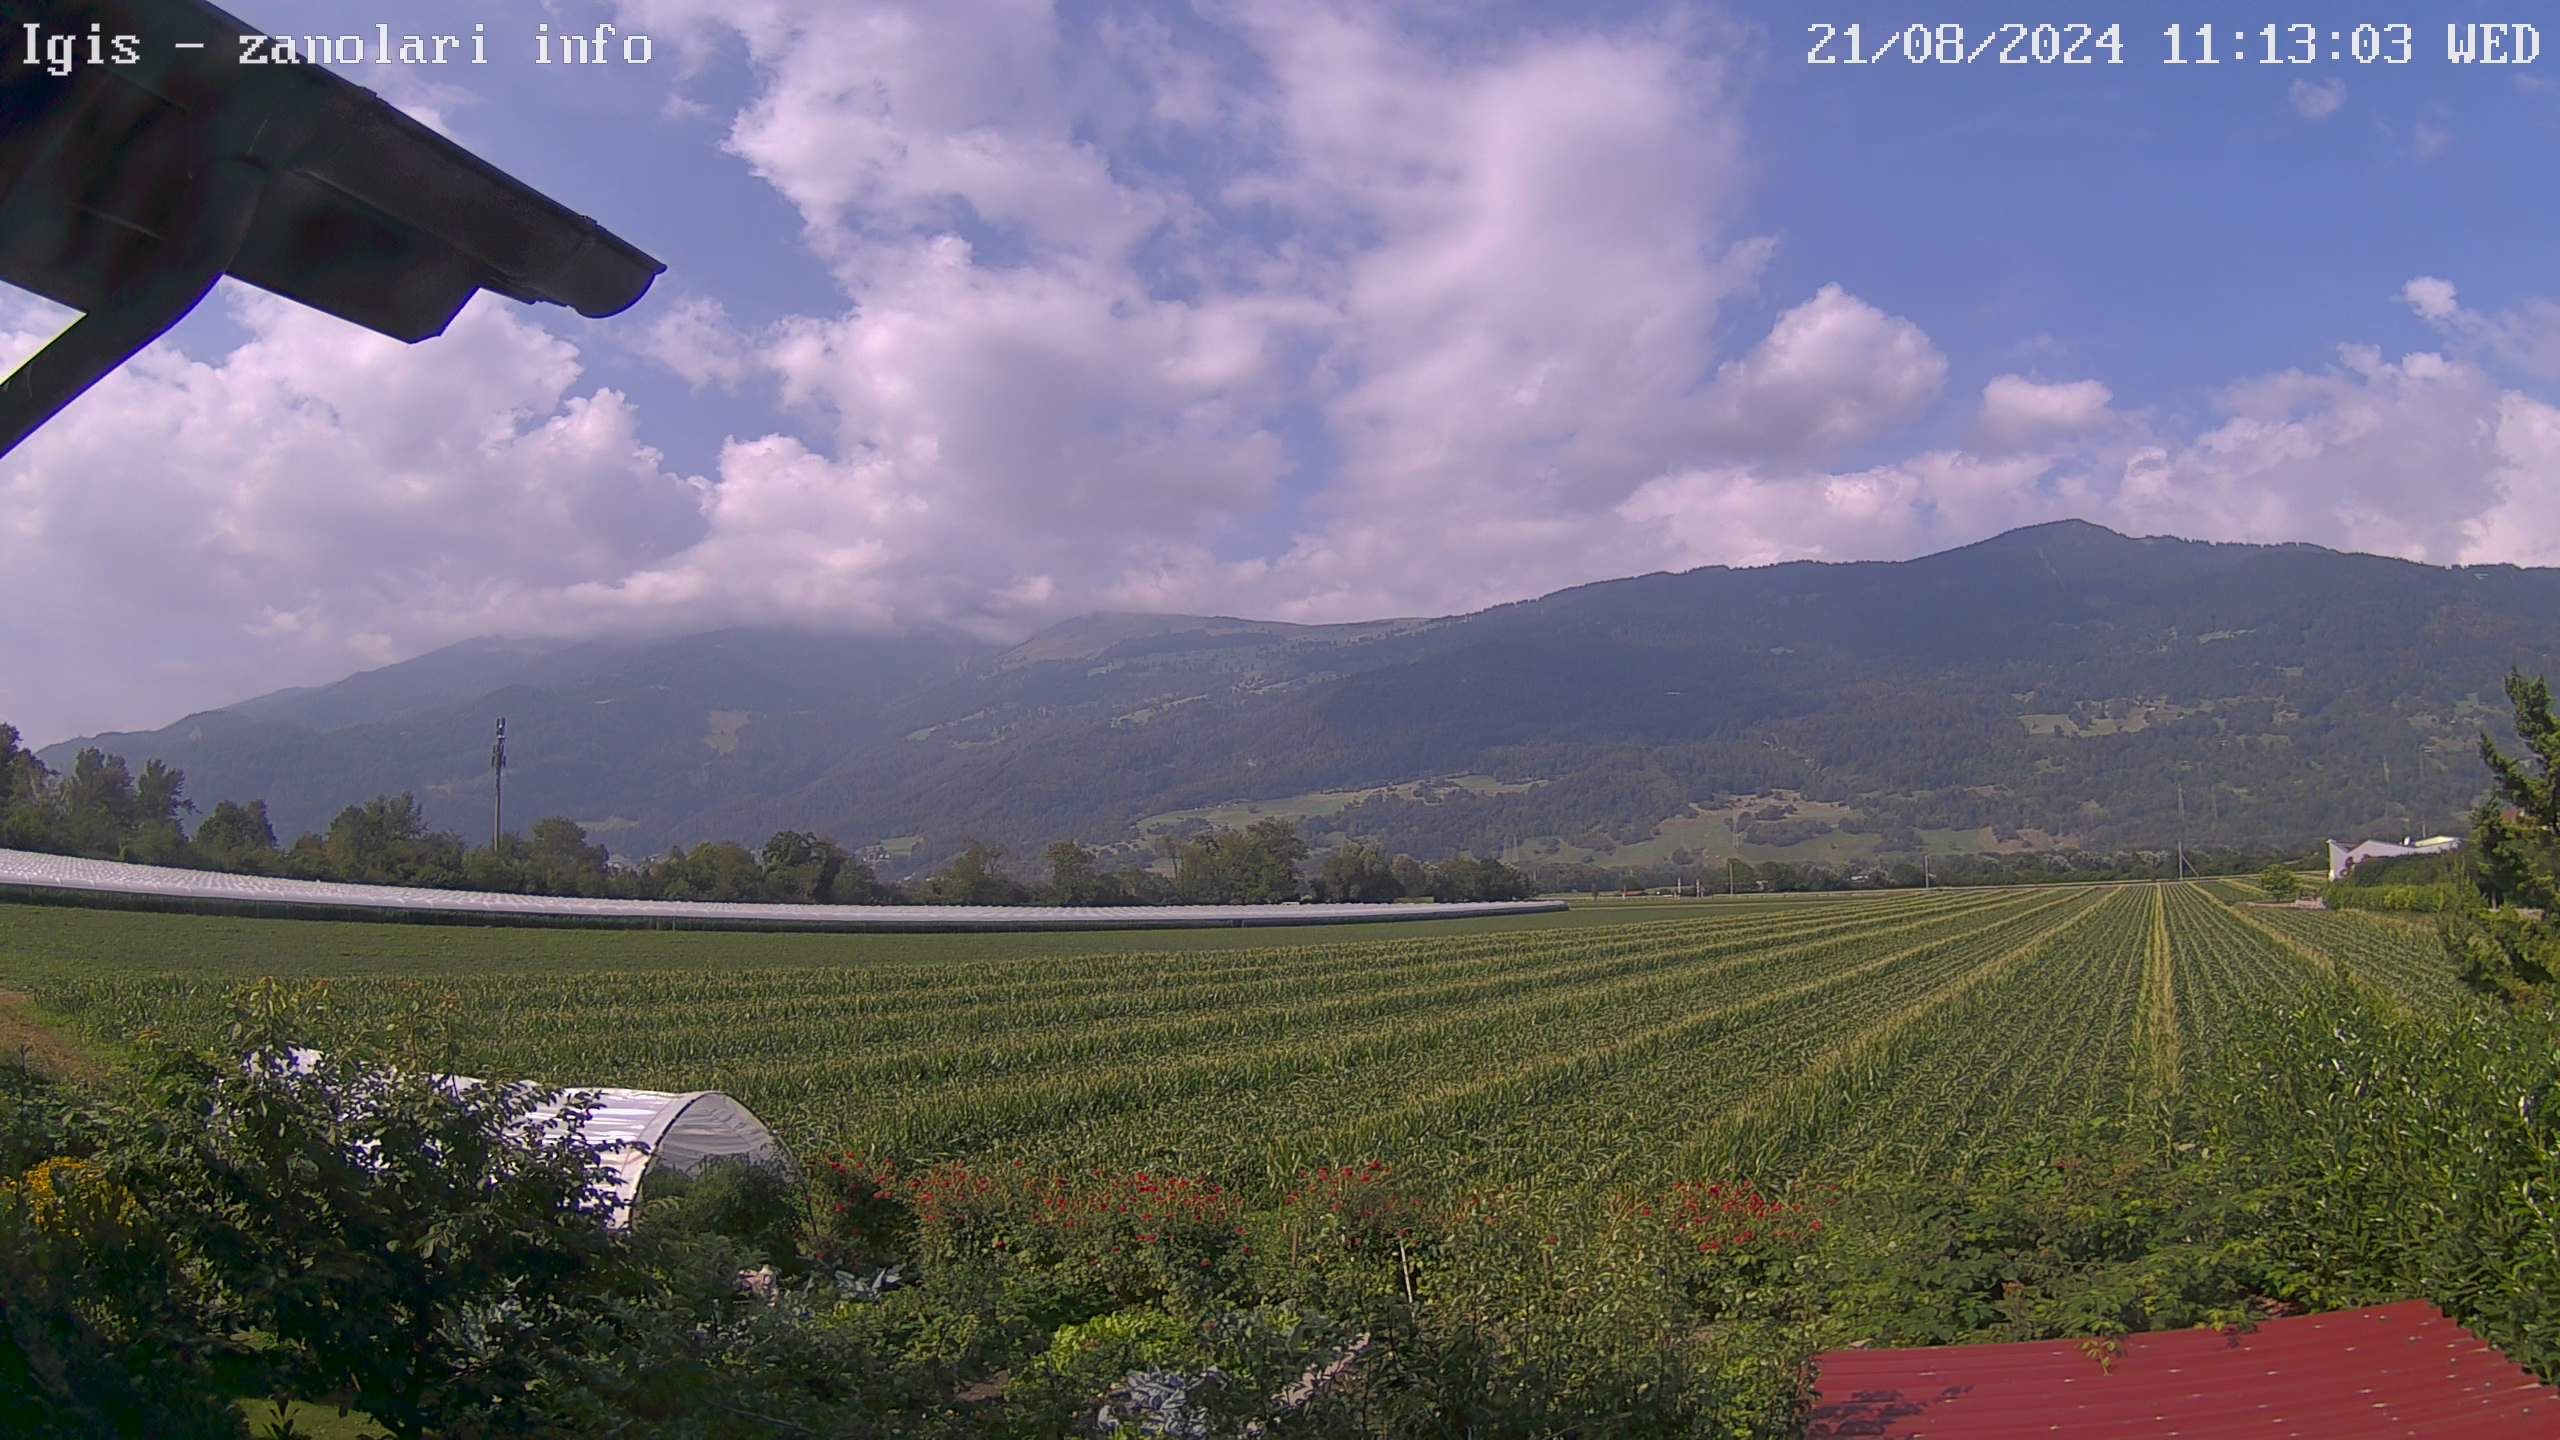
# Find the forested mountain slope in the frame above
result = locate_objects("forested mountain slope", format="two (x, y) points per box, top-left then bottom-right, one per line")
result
(43, 522), (2560, 869)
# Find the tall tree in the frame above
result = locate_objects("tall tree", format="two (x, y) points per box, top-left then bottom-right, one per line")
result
(761, 830), (858, 903)
(1425, 855), (1536, 902)
(0, 721), (20, 814)
(1233, 817), (1310, 903)
(325, 793), (429, 880)
(1043, 841), (1108, 905)
(194, 799), (279, 862)
(1389, 854), (1429, 899)
(917, 841), (1027, 905)
(657, 841), (765, 901)
(1314, 842), (1401, 903)
(2441, 670), (2560, 1005)
(57, 748), (138, 854)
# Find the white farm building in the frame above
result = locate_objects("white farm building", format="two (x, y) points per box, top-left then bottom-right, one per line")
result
(2326, 834), (2462, 882)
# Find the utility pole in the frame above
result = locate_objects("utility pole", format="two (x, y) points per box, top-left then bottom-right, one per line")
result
(2175, 780), (2189, 880)
(491, 716), (507, 857)
(1922, 851), (1930, 889)
(1727, 856), (1735, 897)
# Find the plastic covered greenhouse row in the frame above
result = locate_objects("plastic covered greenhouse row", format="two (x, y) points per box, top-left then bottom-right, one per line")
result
(274, 1048), (792, 1226)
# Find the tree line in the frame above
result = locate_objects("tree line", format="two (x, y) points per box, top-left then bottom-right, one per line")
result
(1519, 842), (2309, 895)
(0, 725), (1539, 906)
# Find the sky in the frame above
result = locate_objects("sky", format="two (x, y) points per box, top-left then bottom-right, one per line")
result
(8, 0), (2560, 744)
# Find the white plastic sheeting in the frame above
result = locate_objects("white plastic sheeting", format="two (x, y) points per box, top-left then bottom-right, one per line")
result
(279, 1048), (788, 1226)
(0, 848), (1563, 930)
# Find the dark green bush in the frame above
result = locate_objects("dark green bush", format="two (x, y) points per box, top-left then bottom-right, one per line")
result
(0, 1056), (83, 1176)
(638, 1157), (806, 1272)
(2193, 987), (2560, 1375)
(2322, 882), (2459, 913)
(0, 1152), (244, 1439)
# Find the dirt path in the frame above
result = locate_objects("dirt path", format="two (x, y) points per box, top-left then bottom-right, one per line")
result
(0, 989), (101, 1082)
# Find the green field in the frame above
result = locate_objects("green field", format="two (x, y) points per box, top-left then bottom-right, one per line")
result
(0, 885), (2470, 1193)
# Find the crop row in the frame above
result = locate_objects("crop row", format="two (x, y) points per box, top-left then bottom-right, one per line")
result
(2237, 906), (2478, 1014)
(1682, 887), (2148, 1184)
(3, 881), (2418, 1200)
(16, 886), (1998, 1065)
(2163, 884), (2327, 1052)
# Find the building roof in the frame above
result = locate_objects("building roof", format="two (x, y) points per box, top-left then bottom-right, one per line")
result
(1, 0), (664, 457)
(1807, 1302), (2560, 1439)
(2326, 836), (2463, 879)
(0, 0), (663, 339)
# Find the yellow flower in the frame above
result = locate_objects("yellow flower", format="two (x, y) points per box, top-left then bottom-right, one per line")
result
(8, 1157), (141, 1235)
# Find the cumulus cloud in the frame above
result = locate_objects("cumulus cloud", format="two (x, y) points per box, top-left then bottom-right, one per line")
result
(1616, 451), (2060, 571)
(1616, 340), (2560, 579)
(1976, 375), (2115, 451)
(1697, 286), (1947, 460)
(635, 296), (754, 391)
(2288, 78), (2345, 120)
(0, 288), (703, 739)
(2114, 345), (2507, 562)
(588, 0), (1843, 629)
(2399, 274), (2560, 382)
(22, 0), (2560, 746)
(2402, 276), (2461, 322)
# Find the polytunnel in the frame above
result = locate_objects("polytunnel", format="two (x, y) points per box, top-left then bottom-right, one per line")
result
(571, 1084), (794, 1225)
(279, 1049), (790, 1226)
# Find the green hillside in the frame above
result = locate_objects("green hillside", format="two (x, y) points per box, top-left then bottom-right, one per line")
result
(40, 522), (2560, 869)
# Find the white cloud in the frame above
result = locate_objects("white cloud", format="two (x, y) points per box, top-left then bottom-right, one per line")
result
(1977, 375), (2114, 451)
(2110, 345), (2510, 563)
(1617, 451), (2060, 571)
(0, 288), (703, 740)
(22, 1), (2560, 747)
(2414, 119), (2452, 159)
(582, 0), (1833, 631)
(2288, 78), (2345, 120)
(1612, 339), (2560, 580)
(1697, 286), (1947, 460)
(2400, 274), (2560, 381)
(635, 295), (754, 391)
(571, 236), (1293, 638)
(2402, 276), (2460, 322)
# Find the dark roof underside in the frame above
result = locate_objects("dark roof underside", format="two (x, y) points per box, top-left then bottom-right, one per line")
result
(0, 0), (662, 344)
(1809, 1302), (2560, 1439)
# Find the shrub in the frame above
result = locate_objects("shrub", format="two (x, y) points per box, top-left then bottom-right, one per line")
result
(803, 1154), (915, 1274)
(2195, 988), (2560, 1375)
(639, 1157), (805, 1271)
(0, 1056), (84, 1176)
(103, 981), (624, 1439)
(2323, 882), (2458, 913)
(0, 1153), (241, 1438)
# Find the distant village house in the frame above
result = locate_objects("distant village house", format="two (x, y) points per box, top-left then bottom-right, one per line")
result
(2325, 834), (2462, 882)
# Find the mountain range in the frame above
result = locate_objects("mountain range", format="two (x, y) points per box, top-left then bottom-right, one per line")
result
(39, 521), (2560, 875)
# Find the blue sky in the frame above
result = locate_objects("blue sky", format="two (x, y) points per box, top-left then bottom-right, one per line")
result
(7, 0), (2560, 743)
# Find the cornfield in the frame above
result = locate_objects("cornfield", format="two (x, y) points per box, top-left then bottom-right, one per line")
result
(0, 880), (2470, 1195)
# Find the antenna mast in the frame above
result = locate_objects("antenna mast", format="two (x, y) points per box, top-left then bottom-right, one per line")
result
(2175, 780), (2189, 880)
(491, 716), (507, 855)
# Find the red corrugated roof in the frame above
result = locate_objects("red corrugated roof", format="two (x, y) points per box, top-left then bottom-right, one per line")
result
(1807, 1301), (2560, 1439)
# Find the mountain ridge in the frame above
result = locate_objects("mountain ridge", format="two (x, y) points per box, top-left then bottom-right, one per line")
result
(38, 522), (2560, 870)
